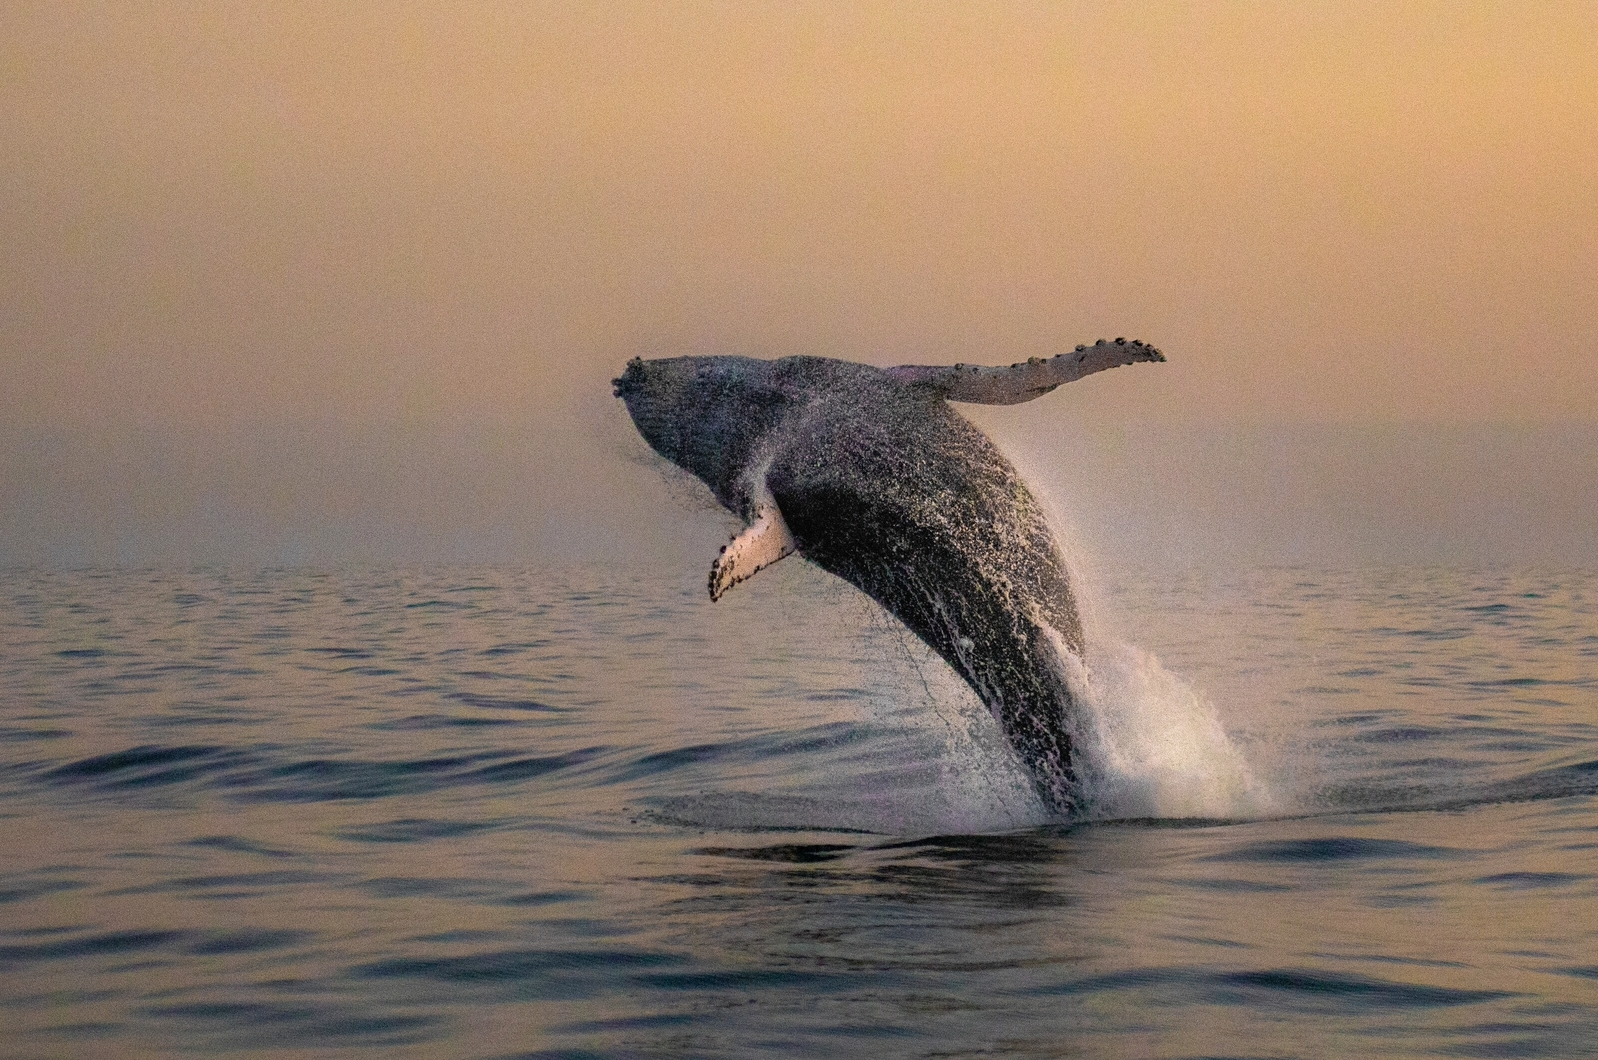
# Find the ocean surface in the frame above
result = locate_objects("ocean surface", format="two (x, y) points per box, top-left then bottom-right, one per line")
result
(2, 562), (1596, 1058)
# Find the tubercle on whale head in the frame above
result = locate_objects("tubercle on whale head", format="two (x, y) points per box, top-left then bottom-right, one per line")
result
(611, 356), (647, 398)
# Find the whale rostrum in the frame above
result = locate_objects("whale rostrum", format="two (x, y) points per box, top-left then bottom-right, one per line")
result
(613, 340), (1165, 814)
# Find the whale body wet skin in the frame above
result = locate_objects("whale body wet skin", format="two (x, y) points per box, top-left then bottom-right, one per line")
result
(613, 340), (1164, 815)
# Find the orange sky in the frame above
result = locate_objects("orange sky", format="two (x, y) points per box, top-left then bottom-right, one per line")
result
(5, 0), (1595, 430)
(2, 2), (1596, 565)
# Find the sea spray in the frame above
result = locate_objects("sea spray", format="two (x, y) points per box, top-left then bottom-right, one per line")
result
(1060, 636), (1271, 820)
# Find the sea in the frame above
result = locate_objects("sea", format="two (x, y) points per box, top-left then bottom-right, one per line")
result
(2, 561), (1596, 1059)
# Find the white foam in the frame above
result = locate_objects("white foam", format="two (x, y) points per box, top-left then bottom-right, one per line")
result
(1060, 637), (1273, 821)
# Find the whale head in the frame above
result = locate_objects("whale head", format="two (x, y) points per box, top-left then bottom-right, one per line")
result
(613, 355), (791, 508)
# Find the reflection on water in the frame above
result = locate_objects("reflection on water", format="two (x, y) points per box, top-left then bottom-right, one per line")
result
(0, 564), (1595, 1057)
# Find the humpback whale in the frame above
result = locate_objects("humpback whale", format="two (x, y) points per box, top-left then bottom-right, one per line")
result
(614, 339), (1165, 814)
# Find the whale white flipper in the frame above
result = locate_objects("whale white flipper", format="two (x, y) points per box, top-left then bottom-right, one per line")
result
(884, 338), (1164, 405)
(709, 503), (796, 601)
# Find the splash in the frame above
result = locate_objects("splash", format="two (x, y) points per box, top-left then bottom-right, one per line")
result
(1059, 635), (1272, 821)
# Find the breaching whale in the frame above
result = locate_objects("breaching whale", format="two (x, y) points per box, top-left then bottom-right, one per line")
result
(613, 339), (1165, 814)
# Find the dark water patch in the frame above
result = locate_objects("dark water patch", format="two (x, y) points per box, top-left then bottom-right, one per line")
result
(478, 641), (548, 656)
(1313, 710), (1403, 728)
(1391, 627), (1470, 641)
(0, 874), (89, 903)
(1514, 696), (1577, 710)
(1387, 757), (1485, 771)
(1204, 838), (1464, 864)
(1451, 725), (1555, 740)
(1171, 877), (1294, 894)
(804, 688), (870, 702)
(140, 1000), (443, 1047)
(186, 929), (309, 955)
(1468, 739), (1565, 755)
(403, 599), (474, 611)
(1472, 872), (1588, 890)
(27, 1020), (124, 1041)
(32, 744), (609, 803)
(553, 1012), (699, 1034)
(1349, 725), (1448, 743)
(447, 691), (567, 713)
(636, 796), (888, 837)
(0, 929), (189, 969)
(6, 924), (86, 938)
(54, 647), (109, 658)
(355, 947), (685, 998)
(1163, 934), (1252, 949)
(463, 748), (607, 784)
(333, 817), (501, 843)
(1038, 966), (1191, 995)
(766, 721), (865, 755)
(1555, 965), (1598, 980)
(303, 646), (374, 659)
(606, 739), (791, 784)
(626, 742), (731, 773)
(134, 660), (217, 675)
(1206, 968), (1514, 1009)
(239, 749), (606, 801)
(499, 889), (587, 907)
(237, 752), (506, 801)
(372, 713), (524, 730)
(104, 869), (332, 897)
(885, 831), (1068, 862)
(184, 835), (295, 858)
(1472, 760), (1598, 807)
(0, 726), (72, 741)
(697, 843), (858, 863)
(358, 877), (504, 899)
(636, 967), (868, 992)
(1311, 758), (1598, 816)
(40, 744), (253, 789)
(1366, 893), (1440, 908)
(410, 929), (505, 944)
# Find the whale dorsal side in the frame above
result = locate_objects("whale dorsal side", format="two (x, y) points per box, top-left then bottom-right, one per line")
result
(708, 501), (796, 601)
(884, 338), (1164, 405)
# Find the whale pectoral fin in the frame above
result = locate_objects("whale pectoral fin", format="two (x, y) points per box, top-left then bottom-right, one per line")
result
(884, 338), (1165, 405)
(709, 504), (797, 601)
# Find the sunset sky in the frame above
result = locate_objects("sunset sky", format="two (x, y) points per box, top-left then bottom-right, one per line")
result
(3, 2), (1595, 567)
